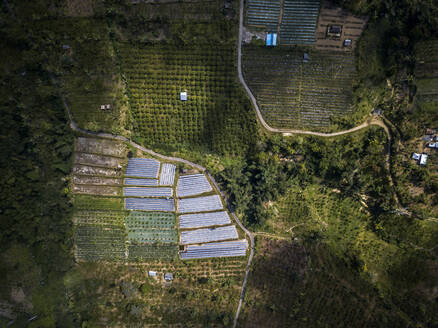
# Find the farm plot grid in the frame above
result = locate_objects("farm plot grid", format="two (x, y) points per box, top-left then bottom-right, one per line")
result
(176, 174), (212, 197)
(179, 211), (231, 229)
(181, 240), (248, 259)
(117, 43), (256, 153)
(73, 140), (247, 261)
(246, 0), (320, 45)
(243, 46), (356, 129)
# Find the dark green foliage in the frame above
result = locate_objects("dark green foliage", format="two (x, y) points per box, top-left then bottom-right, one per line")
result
(0, 24), (75, 324)
(218, 127), (393, 226)
(119, 43), (257, 156)
(240, 239), (422, 327)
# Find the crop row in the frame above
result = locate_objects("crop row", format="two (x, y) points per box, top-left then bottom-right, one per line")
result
(75, 225), (126, 261)
(243, 47), (355, 129)
(73, 195), (124, 211)
(74, 210), (127, 226)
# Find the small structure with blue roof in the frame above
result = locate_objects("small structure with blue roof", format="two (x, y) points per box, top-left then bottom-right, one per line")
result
(266, 33), (278, 47)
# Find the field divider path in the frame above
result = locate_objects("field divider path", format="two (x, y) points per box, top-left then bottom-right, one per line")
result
(50, 73), (255, 328)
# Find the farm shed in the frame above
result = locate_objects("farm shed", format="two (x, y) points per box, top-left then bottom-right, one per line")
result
(420, 154), (428, 165)
(327, 25), (342, 37)
(164, 273), (173, 281)
(428, 142), (438, 149)
(412, 153), (421, 160)
(148, 271), (157, 277)
(266, 33), (278, 46)
(180, 92), (187, 101)
(303, 53), (309, 63)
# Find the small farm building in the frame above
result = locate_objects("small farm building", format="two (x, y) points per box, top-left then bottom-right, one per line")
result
(180, 92), (187, 101)
(148, 271), (157, 277)
(164, 273), (173, 281)
(344, 39), (352, 47)
(420, 154), (428, 165)
(428, 142), (438, 149)
(412, 153), (420, 160)
(303, 53), (309, 63)
(266, 33), (278, 46)
(328, 25), (342, 37)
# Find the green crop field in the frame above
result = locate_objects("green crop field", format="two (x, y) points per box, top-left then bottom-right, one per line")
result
(243, 46), (356, 130)
(74, 210), (127, 226)
(73, 195), (124, 211)
(117, 43), (257, 154)
(126, 211), (176, 229)
(128, 244), (178, 261)
(126, 211), (178, 246)
(75, 225), (126, 261)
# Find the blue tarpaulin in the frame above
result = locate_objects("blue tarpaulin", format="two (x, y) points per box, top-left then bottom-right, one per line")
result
(266, 33), (278, 46)
(266, 33), (273, 46)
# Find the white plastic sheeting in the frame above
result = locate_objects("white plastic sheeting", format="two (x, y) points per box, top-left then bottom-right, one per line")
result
(176, 174), (212, 197)
(179, 211), (231, 229)
(181, 240), (247, 259)
(177, 195), (223, 213)
(180, 225), (238, 244)
(159, 163), (176, 186)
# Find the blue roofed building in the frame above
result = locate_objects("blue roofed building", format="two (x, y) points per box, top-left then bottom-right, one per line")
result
(266, 33), (278, 46)
(266, 33), (273, 46)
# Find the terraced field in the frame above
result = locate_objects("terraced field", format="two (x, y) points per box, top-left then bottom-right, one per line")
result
(72, 137), (248, 262)
(117, 43), (256, 154)
(243, 46), (356, 129)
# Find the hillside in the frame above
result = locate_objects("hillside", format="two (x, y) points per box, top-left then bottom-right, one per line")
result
(0, 0), (437, 327)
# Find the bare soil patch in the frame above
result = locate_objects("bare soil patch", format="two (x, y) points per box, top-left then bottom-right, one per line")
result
(74, 152), (123, 168)
(73, 176), (122, 186)
(73, 164), (122, 177)
(73, 185), (120, 196)
(315, 0), (367, 52)
(76, 137), (126, 157)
